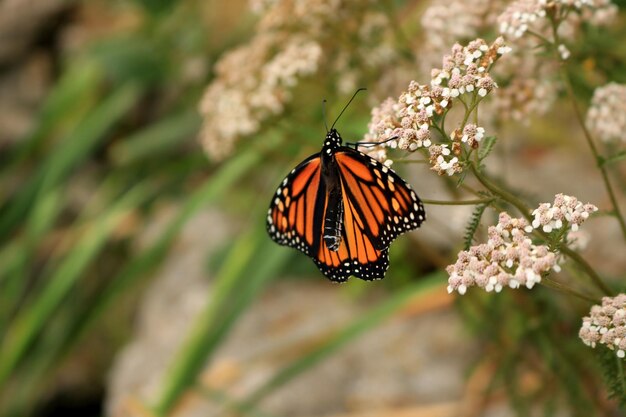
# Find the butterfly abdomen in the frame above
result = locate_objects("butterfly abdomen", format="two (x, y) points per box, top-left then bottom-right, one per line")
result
(323, 187), (343, 251)
(320, 129), (345, 252)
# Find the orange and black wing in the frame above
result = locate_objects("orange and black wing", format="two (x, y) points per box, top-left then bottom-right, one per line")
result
(267, 148), (425, 283)
(311, 148), (425, 282)
(313, 230), (390, 282)
(266, 152), (389, 282)
(266, 154), (324, 257)
(335, 147), (425, 251)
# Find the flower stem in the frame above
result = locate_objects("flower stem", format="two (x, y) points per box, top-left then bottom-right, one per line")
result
(540, 277), (600, 303)
(470, 162), (612, 296)
(550, 19), (626, 242)
(421, 197), (494, 206)
(470, 162), (530, 219)
(617, 354), (626, 395)
(558, 246), (612, 296)
(561, 69), (626, 242)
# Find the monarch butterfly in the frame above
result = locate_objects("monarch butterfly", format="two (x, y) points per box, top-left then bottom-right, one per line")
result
(266, 90), (425, 282)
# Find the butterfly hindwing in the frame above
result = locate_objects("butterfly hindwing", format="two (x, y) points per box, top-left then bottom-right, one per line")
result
(314, 242), (389, 282)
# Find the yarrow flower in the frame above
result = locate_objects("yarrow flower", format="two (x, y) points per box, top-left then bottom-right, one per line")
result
(199, 33), (322, 159)
(585, 83), (626, 143)
(200, 0), (400, 160)
(579, 294), (626, 359)
(461, 124), (486, 148)
(447, 194), (597, 295)
(447, 213), (560, 294)
(497, 0), (617, 39)
(528, 194), (598, 233)
(362, 37), (510, 174)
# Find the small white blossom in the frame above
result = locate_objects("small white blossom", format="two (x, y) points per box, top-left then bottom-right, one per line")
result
(558, 44), (571, 60)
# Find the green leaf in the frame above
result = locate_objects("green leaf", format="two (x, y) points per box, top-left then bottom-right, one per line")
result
(0, 183), (152, 385)
(109, 110), (201, 165)
(478, 136), (497, 161)
(596, 347), (626, 406)
(600, 150), (626, 166)
(463, 202), (488, 251)
(0, 83), (143, 239)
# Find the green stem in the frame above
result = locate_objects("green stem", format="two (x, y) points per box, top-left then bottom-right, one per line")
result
(540, 277), (599, 303)
(470, 163), (530, 219)
(431, 120), (449, 141)
(421, 197), (494, 206)
(470, 162), (612, 296)
(550, 19), (626, 242)
(558, 246), (612, 296)
(526, 29), (552, 45)
(617, 355), (626, 396)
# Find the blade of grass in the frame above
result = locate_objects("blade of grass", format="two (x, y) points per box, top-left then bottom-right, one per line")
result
(153, 229), (290, 416)
(68, 143), (270, 346)
(0, 187), (64, 333)
(0, 82), (143, 239)
(239, 272), (445, 411)
(3, 61), (102, 173)
(194, 385), (278, 417)
(109, 110), (201, 165)
(0, 183), (152, 385)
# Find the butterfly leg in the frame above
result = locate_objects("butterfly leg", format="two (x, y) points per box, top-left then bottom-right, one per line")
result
(345, 136), (398, 149)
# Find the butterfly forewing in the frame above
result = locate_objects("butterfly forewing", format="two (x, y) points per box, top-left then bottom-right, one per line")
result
(335, 148), (426, 250)
(266, 154), (324, 257)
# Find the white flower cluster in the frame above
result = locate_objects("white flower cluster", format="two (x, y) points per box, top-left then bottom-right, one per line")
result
(447, 194), (598, 295)
(199, 35), (322, 159)
(498, 0), (617, 39)
(528, 194), (598, 233)
(461, 123), (486, 148)
(200, 0), (399, 160)
(579, 294), (626, 359)
(362, 38), (510, 175)
(429, 144), (461, 176)
(420, 0), (504, 52)
(586, 82), (626, 144)
(447, 212), (560, 295)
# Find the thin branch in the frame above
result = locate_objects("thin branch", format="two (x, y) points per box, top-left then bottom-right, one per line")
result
(540, 277), (600, 303)
(550, 18), (626, 242)
(421, 197), (494, 206)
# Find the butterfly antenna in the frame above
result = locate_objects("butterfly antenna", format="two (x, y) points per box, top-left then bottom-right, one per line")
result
(330, 87), (366, 130)
(322, 99), (329, 133)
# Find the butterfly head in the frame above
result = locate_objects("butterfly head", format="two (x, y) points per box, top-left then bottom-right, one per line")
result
(323, 129), (343, 154)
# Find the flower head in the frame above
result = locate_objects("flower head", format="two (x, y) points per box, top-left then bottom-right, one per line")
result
(200, 0), (400, 160)
(529, 194), (598, 233)
(447, 212), (560, 294)
(363, 38), (510, 175)
(498, 0), (617, 39)
(586, 83), (626, 144)
(580, 294), (626, 359)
